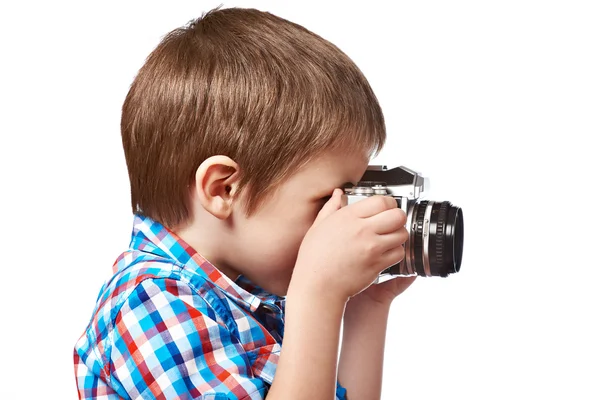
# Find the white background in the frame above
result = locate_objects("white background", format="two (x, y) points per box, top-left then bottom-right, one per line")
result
(1, 1), (598, 399)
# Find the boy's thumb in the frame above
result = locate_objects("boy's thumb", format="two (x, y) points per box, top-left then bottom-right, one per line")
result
(313, 188), (343, 226)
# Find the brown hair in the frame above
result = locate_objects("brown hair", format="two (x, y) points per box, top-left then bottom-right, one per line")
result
(121, 6), (386, 228)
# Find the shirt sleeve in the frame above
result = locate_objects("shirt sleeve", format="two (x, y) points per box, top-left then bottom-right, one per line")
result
(335, 381), (347, 400)
(110, 278), (268, 400)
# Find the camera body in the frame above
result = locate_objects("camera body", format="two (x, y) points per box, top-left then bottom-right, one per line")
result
(341, 165), (464, 282)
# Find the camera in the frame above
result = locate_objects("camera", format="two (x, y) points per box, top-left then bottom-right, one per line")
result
(342, 165), (464, 281)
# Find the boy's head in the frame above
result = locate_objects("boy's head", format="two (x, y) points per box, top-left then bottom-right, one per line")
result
(121, 7), (386, 295)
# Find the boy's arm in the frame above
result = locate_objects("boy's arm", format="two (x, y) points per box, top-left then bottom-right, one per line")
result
(266, 286), (347, 400)
(337, 276), (416, 399)
(337, 299), (391, 399)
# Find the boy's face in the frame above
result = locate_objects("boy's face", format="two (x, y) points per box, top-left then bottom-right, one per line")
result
(185, 148), (369, 296)
(225, 149), (370, 296)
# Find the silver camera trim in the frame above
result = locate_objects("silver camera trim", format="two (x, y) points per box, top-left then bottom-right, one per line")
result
(363, 165), (429, 200)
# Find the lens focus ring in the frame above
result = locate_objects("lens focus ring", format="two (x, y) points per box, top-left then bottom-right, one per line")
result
(435, 201), (448, 266)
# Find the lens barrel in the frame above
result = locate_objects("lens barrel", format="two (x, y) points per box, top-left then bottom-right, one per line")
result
(409, 200), (463, 277)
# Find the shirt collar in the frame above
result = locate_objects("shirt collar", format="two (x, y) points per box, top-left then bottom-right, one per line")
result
(128, 214), (284, 312)
(234, 275), (285, 306)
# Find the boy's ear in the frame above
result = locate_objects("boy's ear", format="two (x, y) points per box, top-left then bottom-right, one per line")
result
(194, 155), (240, 220)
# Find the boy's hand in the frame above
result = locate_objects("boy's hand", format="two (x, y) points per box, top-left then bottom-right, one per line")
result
(291, 188), (409, 302)
(349, 275), (417, 308)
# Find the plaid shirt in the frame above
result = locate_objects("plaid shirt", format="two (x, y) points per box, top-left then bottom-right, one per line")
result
(74, 214), (347, 399)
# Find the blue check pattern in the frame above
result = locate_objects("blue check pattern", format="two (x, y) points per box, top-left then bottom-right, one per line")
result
(74, 214), (347, 399)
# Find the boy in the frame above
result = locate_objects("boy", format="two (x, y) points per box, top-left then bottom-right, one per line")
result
(74, 6), (416, 399)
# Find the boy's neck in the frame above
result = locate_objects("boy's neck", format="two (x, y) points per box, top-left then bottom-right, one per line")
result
(173, 214), (241, 282)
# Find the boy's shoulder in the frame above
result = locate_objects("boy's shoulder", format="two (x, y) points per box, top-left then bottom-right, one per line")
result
(74, 248), (283, 398)
(74, 250), (228, 377)
(85, 250), (222, 338)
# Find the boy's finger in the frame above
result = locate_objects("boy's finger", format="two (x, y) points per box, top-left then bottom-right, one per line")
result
(350, 195), (398, 219)
(313, 188), (343, 226)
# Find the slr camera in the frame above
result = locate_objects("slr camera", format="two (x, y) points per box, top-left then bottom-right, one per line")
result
(342, 165), (464, 282)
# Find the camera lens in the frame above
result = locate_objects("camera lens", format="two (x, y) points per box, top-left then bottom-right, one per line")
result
(409, 200), (463, 277)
